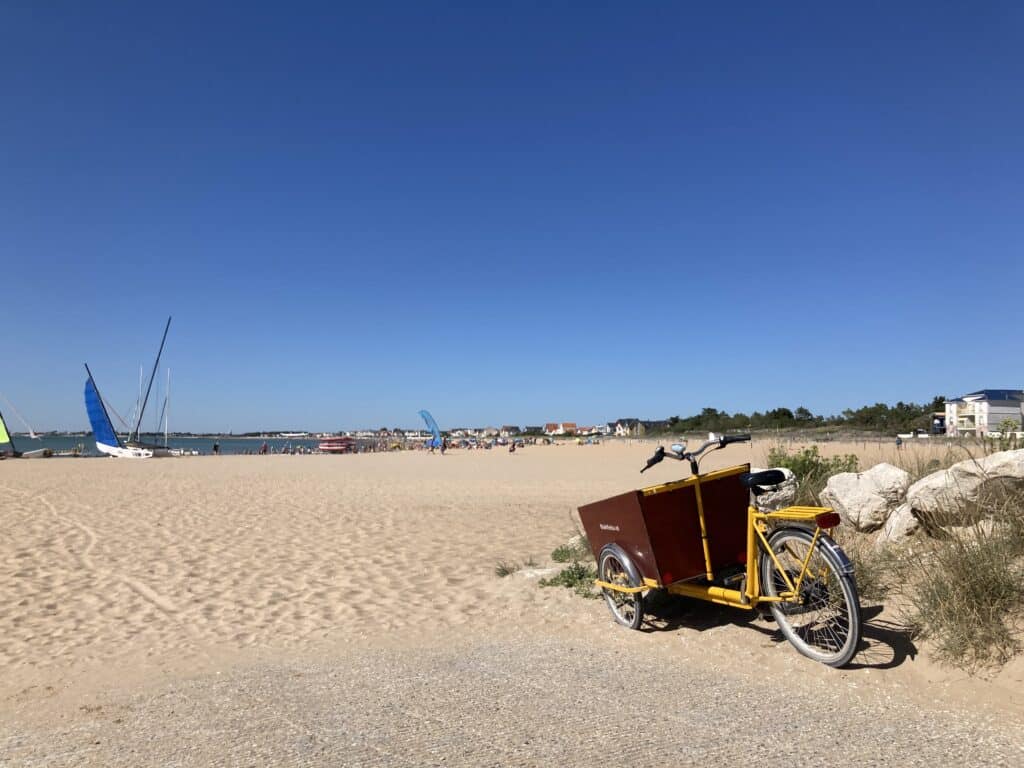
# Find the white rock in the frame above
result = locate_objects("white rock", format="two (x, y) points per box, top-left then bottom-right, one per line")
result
(749, 466), (798, 511)
(819, 463), (911, 532)
(875, 502), (920, 547)
(906, 449), (1024, 529)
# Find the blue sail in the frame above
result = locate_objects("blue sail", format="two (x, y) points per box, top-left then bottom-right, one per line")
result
(84, 377), (121, 448)
(419, 410), (442, 448)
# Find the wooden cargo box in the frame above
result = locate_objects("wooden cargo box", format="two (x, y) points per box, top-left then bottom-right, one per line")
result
(578, 464), (751, 586)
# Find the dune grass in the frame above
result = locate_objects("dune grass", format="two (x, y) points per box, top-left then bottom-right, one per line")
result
(765, 444), (858, 505)
(891, 487), (1024, 670)
(540, 537), (598, 597)
(551, 537), (591, 563)
(538, 561), (599, 598)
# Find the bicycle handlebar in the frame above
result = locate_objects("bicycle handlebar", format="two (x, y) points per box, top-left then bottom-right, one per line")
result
(640, 433), (751, 473)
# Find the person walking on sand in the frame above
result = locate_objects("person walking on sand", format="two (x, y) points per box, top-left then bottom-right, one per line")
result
(212, 440), (220, 456)
(440, 436), (448, 455)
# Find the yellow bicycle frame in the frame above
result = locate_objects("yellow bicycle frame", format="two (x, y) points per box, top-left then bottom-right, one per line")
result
(595, 465), (835, 610)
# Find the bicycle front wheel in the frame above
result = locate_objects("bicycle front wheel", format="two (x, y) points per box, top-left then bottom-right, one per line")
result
(759, 527), (861, 667)
(598, 544), (644, 630)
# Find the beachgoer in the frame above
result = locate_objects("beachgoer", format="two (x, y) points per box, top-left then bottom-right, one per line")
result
(213, 440), (220, 456)
(440, 436), (448, 455)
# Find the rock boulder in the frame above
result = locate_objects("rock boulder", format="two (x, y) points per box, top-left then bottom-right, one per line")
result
(820, 462), (910, 532)
(875, 502), (920, 547)
(906, 449), (1024, 529)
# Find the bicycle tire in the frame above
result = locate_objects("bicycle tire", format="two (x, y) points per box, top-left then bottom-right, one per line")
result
(598, 544), (644, 630)
(759, 526), (861, 667)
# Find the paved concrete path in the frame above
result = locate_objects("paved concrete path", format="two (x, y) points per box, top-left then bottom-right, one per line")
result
(4, 634), (1022, 767)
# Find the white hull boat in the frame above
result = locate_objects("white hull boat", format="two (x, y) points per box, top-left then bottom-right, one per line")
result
(84, 317), (174, 460)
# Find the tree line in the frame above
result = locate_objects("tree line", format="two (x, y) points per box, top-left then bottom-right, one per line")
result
(665, 396), (946, 434)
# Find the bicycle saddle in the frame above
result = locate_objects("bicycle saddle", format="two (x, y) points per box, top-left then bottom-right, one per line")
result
(739, 470), (787, 493)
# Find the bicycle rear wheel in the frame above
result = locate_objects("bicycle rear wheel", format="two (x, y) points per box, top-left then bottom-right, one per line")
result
(759, 527), (861, 667)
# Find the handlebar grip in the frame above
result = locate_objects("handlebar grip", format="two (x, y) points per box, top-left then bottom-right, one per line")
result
(640, 446), (665, 473)
(720, 433), (752, 446)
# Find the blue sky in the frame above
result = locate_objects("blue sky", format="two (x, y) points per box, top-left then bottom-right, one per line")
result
(2, 2), (1022, 432)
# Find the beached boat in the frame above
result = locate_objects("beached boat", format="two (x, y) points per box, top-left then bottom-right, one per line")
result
(1, 410), (23, 457)
(84, 370), (170, 458)
(0, 399), (52, 458)
(318, 435), (356, 454)
(83, 317), (173, 459)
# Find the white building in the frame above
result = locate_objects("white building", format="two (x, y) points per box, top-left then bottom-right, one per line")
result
(543, 422), (577, 436)
(613, 418), (639, 437)
(945, 390), (1023, 437)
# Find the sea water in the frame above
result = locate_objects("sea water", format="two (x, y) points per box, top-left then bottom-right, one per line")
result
(2, 435), (362, 457)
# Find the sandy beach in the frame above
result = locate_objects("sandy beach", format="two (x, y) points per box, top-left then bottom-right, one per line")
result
(3, 441), (1023, 765)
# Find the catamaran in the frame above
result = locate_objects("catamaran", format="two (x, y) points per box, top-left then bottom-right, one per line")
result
(0, 396), (51, 458)
(83, 317), (173, 459)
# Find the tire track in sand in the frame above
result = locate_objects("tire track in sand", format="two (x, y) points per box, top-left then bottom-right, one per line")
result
(35, 493), (180, 616)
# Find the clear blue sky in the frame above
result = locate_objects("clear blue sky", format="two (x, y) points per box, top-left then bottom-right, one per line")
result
(2, 2), (1022, 432)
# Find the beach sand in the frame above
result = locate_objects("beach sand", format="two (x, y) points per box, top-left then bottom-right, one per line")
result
(3, 440), (1023, 764)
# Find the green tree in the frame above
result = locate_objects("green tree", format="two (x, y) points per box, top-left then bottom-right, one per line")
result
(794, 406), (814, 422)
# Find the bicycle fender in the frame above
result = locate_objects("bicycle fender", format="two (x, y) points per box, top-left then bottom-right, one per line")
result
(814, 532), (856, 577)
(599, 543), (643, 586)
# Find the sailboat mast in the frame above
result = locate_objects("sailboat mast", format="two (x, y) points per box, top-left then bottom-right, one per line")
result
(139, 365), (143, 427)
(153, 367), (162, 436)
(164, 369), (170, 447)
(132, 316), (172, 443)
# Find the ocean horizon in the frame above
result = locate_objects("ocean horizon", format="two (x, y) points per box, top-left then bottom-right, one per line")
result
(1, 435), (371, 457)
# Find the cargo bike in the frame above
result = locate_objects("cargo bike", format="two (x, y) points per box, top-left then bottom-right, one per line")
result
(578, 434), (862, 667)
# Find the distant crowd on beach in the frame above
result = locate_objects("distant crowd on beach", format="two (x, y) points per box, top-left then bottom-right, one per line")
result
(131, 433), (621, 458)
(219, 436), (564, 456)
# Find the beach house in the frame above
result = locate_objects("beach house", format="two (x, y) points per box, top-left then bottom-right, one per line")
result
(944, 390), (1024, 437)
(613, 418), (672, 437)
(543, 423), (577, 436)
(614, 418), (641, 437)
